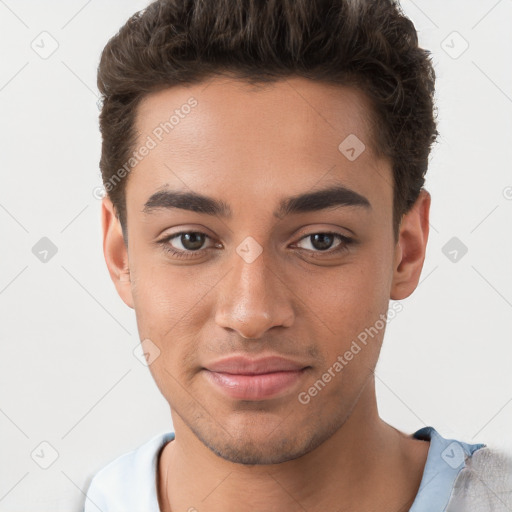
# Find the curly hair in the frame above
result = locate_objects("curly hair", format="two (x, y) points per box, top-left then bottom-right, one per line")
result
(97, 0), (438, 244)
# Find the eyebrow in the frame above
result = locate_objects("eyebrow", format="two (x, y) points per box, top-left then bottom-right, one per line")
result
(142, 185), (371, 218)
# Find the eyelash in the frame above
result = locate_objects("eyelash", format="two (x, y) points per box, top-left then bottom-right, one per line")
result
(157, 231), (354, 260)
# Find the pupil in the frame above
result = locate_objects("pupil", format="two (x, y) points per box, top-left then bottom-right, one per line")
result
(182, 233), (204, 250)
(311, 233), (333, 251)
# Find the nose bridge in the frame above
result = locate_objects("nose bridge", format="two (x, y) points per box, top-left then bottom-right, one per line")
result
(214, 241), (294, 338)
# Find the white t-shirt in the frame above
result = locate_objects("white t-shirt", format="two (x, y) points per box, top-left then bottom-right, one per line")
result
(83, 426), (512, 511)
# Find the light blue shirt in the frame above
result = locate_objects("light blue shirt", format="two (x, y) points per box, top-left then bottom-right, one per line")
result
(83, 426), (485, 511)
(409, 426), (485, 511)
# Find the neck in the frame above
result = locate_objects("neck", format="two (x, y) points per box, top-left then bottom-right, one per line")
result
(158, 378), (429, 512)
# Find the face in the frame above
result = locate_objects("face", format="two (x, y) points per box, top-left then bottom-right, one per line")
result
(103, 76), (426, 465)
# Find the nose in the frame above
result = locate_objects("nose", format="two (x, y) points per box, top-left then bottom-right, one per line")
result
(214, 244), (295, 339)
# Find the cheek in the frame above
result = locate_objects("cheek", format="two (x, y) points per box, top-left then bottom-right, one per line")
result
(129, 262), (219, 367)
(130, 267), (206, 395)
(304, 252), (391, 329)
(300, 250), (392, 373)
(130, 261), (210, 329)
(130, 276), (197, 388)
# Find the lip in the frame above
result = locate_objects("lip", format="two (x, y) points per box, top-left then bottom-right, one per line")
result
(203, 355), (310, 400)
(204, 355), (308, 375)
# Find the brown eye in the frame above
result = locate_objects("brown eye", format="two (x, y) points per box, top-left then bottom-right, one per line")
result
(292, 232), (355, 259)
(158, 231), (218, 259)
(296, 233), (346, 252)
(309, 233), (335, 251)
(174, 232), (206, 251)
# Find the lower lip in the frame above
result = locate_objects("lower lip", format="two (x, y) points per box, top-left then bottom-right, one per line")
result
(203, 369), (308, 400)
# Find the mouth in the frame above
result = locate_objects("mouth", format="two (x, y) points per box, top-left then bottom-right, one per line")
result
(202, 368), (310, 400)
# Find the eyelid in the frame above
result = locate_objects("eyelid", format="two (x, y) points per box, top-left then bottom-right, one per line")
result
(159, 228), (350, 245)
(163, 231), (220, 249)
(291, 223), (354, 239)
(156, 227), (355, 259)
(292, 231), (352, 250)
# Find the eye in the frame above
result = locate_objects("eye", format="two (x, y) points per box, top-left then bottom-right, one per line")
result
(294, 232), (353, 255)
(169, 232), (210, 251)
(157, 231), (220, 259)
(156, 230), (354, 261)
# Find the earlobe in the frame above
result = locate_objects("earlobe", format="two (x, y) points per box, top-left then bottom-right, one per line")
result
(101, 196), (134, 309)
(390, 189), (431, 300)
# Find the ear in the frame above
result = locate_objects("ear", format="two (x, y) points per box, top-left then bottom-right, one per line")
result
(101, 196), (134, 309)
(390, 189), (431, 300)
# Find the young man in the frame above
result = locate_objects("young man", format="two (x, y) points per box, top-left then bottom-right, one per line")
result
(85, 0), (512, 510)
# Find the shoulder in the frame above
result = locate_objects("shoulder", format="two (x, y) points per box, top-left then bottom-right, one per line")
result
(83, 431), (175, 512)
(446, 444), (512, 512)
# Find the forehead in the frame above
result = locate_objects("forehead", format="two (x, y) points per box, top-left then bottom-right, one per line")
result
(128, 76), (392, 216)
(135, 76), (379, 156)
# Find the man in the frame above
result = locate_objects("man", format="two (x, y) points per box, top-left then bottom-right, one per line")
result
(85, 0), (512, 510)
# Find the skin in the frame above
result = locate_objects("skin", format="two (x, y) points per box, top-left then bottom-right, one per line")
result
(102, 76), (431, 511)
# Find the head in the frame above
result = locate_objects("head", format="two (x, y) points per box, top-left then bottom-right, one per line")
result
(99, 0), (437, 464)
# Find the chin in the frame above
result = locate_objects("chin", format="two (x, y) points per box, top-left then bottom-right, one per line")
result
(192, 421), (322, 465)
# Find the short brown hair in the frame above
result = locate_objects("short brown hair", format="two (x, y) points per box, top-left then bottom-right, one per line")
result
(97, 0), (438, 244)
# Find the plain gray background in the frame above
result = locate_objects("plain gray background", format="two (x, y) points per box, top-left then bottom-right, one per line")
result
(1, 0), (511, 510)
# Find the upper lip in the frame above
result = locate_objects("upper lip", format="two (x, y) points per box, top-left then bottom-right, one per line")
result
(204, 355), (309, 375)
